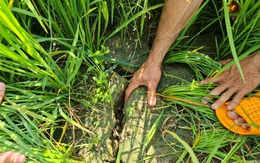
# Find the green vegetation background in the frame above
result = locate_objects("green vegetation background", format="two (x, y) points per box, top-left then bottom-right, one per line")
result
(0, 0), (259, 162)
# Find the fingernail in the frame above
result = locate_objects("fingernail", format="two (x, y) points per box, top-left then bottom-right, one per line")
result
(211, 103), (219, 110)
(148, 100), (155, 107)
(201, 98), (208, 104)
(201, 100), (207, 104)
(14, 154), (25, 163)
(241, 124), (249, 130)
(227, 104), (234, 110)
(227, 111), (239, 119)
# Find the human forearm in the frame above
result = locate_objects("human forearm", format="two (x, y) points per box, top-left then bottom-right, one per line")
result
(147, 0), (203, 66)
(125, 0), (203, 106)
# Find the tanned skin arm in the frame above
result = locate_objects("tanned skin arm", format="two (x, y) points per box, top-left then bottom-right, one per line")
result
(125, 0), (203, 106)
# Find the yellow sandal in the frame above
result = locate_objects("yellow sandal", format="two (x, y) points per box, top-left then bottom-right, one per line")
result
(216, 92), (260, 135)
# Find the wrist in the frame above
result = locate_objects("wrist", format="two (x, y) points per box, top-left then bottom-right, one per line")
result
(146, 55), (163, 67)
(146, 48), (169, 66)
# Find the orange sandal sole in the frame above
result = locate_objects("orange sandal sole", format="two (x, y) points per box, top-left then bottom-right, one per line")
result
(216, 92), (260, 135)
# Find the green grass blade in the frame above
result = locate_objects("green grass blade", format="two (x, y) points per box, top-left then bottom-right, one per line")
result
(23, 0), (48, 33)
(222, 0), (245, 82)
(142, 111), (163, 154)
(163, 130), (199, 163)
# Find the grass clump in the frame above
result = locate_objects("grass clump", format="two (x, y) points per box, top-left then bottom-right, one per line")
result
(164, 50), (222, 80)
(0, 0), (110, 162)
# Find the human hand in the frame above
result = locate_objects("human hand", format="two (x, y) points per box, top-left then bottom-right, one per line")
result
(200, 51), (260, 110)
(0, 152), (26, 163)
(0, 82), (5, 103)
(125, 61), (162, 107)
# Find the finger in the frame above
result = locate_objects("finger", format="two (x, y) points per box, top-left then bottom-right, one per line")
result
(241, 124), (250, 130)
(147, 82), (158, 107)
(234, 117), (250, 130)
(227, 91), (247, 110)
(199, 77), (213, 85)
(211, 87), (237, 110)
(227, 111), (249, 130)
(199, 73), (226, 85)
(201, 96), (211, 104)
(0, 152), (26, 163)
(124, 80), (141, 102)
(218, 58), (233, 65)
(200, 77), (221, 104)
(227, 111), (239, 119)
(234, 117), (246, 124)
(0, 82), (6, 103)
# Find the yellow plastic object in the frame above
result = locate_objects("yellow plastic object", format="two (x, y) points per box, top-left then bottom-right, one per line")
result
(216, 92), (260, 135)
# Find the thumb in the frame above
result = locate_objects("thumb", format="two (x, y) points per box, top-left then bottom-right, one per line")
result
(125, 81), (140, 102)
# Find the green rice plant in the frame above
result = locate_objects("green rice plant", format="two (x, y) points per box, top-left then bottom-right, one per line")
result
(27, 0), (163, 52)
(164, 50), (222, 80)
(152, 0), (260, 162)
(163, 130), (200, 163)
(0, 0), (66, 90)
(142, 111), (163, 155)
(0, 1), (103, 161)
(7, 0), (48, 35)
(0, 84), (80, 162)
(31, 0), (105, 51)
(160, 82), (259, 162)
(191, 124), (247, 162)
(112, 0), (163, 42)
(10, 0), (113, 57)
(160, 46), (259, 162)
(207, 0), (260, 82)
(105, 1), (163, 43)
(168, 0), (220, 51)
(10, 0), (113, 103)
(220, 0), (245, 81)
(160, 80), (218, 119)
(219, 0), (260, 59)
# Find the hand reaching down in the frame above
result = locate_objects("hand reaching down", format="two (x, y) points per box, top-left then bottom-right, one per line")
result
(125, 61), (162, 107)
(201, 51), (260, 110)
